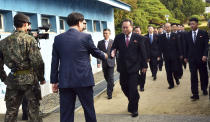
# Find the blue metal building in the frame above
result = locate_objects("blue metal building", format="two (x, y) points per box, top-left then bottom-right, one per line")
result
(0, 0), (130, 113)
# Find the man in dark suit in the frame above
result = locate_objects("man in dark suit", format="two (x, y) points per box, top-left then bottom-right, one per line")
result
(178, 24), (187, 69)
(111, 19), (148, 117)
(171, 23), (184, 79)
(184, 18), (209, 101)
(50, 12), (108, 122)
(134, 26), (150, 92)
(157, 26), (164, 71)
(159, 23), (182, 89)
(145, 26), (161, 80)
(97, 29), (115, 99)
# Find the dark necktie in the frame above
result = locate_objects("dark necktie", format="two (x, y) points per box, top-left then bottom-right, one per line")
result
(167, 33), (170, 39)
(193, 31), (196, 43)
(126, 35), (130, 47)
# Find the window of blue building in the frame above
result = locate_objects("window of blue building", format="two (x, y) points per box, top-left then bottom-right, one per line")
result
(59, 18), (66, 33)
(60, 17), (69, 33)
(41, 17), (50, 27)
(93, 20), (101, 32)
(0, 10), (13, 32)
(101, 21), (107, 31)
(86, 19), (93, 32)
(0, 14), (3, 31)
(41, 15), (57, 32)
(60, 19), (65, 30)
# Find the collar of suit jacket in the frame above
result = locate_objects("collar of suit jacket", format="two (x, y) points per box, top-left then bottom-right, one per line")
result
(124, 32), (132, 40)
(69, 27), (79, 32)
(191, 29), (199, 35)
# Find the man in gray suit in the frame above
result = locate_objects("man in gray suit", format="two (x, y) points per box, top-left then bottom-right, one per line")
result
(97, 29), (115, 99)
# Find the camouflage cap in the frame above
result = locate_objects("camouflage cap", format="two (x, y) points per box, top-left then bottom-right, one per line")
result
(14, 13), (31, 24)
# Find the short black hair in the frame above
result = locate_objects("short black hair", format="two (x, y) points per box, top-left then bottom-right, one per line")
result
(103, 28), (111, 32)
(121, 19), (133, 26)
(171, 23), (177, 26)
(134, 26), (141, 30)
(189, 18), (199, 23)
(67, 12), (84, 26)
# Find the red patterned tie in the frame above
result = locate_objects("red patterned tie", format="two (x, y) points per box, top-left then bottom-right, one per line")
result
(126, 35), (130, 47)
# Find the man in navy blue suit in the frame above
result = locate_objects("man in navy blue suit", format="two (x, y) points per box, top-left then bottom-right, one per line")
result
(50, 12), (108, 122)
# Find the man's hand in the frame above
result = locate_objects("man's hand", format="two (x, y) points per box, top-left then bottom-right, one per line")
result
(52, 83), (59, 93)
(202, 56), (207, 62)
(142, 68), (147, 73)
(32, 32), (38, 37)
(97, 64), (101, 68)
(104, 53), (108, 59)
(111, 49), (116, 58)
(157, 57), (161, 61)
(40, 80), (46, 85)
(184, 58), (188, 63)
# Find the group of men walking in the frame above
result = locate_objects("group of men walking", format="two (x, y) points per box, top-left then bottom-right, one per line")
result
(97, 17), (210, 119)
(0, 11), (210, 122)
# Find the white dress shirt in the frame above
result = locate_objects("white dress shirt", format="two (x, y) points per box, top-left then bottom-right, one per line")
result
(125, 32), (132, 42)
(105, 39), (109, 50)
(166, 32), (171, 39)
(192, 29), (199, 41)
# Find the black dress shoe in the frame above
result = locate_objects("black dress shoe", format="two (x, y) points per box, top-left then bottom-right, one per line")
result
(176, 80), (180, 85)
(140, 88), (144, 92)
(190, 95), (199, 101)
(131, 111), (138, 117)
(168, 86), (174, 89)
(153, 76), (157, 81)
(203, 90), (208, 96)
(107, 96), (112, 99)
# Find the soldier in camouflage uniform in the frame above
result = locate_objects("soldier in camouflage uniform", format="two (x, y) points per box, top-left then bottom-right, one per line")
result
(0, 13), (46, 122)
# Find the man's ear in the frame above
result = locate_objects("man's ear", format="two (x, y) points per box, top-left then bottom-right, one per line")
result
(23, 23), (27, 28)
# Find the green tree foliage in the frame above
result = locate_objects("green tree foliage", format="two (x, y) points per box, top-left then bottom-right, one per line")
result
(160, 0), (205, 23)
(204, 13), (210, 20)
(114, 0), (179, 34)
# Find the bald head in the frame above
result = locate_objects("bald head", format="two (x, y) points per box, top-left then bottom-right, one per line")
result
(165, 23), (171, 33)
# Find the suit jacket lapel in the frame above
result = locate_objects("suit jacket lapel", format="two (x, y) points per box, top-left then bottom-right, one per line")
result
(190, 30), (197, 45)
(170, 33), (174, 39)
(128, 33), (134, 47)
(107, 39), (112, 51)
(146, 34), (152, 45)
(102, 40), (106, 51)
(195, 30), (200, 44)
(189, 31), (194, 44)
(122, 34), (127, 48)
(152, 34), (156, 44)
